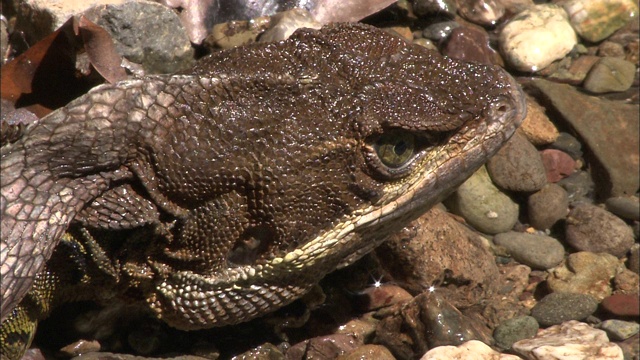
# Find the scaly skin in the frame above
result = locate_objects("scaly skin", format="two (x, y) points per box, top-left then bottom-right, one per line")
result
(1, 23), (525, 357)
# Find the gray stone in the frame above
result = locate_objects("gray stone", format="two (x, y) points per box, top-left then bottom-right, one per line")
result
(605, 196), (640, 221)
(445, 166), (519, 235)
(566, 203), (635, 258)
(422, 21), (460, 41)
(84, 1), (194, 74)
(600, 319), (640, 341)
(557, 171), (595, 203)
(486, 132), (547, 193)
(550, 132), (582, 160)
(583, 57), (636, 93)
(629, 243), (640, 274)
(493, 315), (539, 350)
(531, 292), (598, 327)
(493, 231), (565, 270)
(527, 183), (569, 230)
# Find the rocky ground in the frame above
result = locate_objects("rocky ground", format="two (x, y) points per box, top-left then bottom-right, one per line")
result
(1, 0), (639, 359)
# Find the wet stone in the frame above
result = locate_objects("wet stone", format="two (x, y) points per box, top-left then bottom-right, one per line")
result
(598, 41), (627, 58)
(421, 340), (521, 360)
(486, 132), (547, 193)
(442, 26), (499, 65)
(557, 171), (595, 203)
(528, 79), (639, 198)
(457, 0), (505, 26)
(421, 21), (460, 42)
(499, 4), (577, 72)
(513, 321), (624, 360)
(601, 294), (640, 317)
(519, 97), (559, 146)
(583, 57), (637, 93)
(527, 183), (569, 230)
(445, 166), (519, 235)
(493, 315), (539, 350)
(493, 231), (565, 270)
(605, 195), (640, 221)
(530, 293), (598, 327)
(540, 149), (577, 183)
(600, 320), (640, 341)
(565, 203), (635, 258)
(547, 251), (623, 301)
(412, 0), (457, 18)
(550, 132), (583, 160)
(562, 0), (639, 43)
(337, 344), (395, 360)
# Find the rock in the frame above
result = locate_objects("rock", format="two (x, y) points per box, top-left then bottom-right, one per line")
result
(512, 321), (624, 360)
(442, 26), (500, 65)
(540, 149), (577, 183)
(557, 171), (595, 203)
(417, 291), (493, 348)
(259, 8), (322, 43)
(236, 343), (284, 359)
(600, 320), (640, 341)
(486, 132), (547, 192)
(412, 38), (438, 51)
(493, 232), (565, 270)
(420, 340), (521, 360)
(618, 334), (640, 360)
(206, 16), (272, 49)
(338, 344), (395, 360)
(84, 1), (195, 74)
(422, 21), (460, 42)
(445, 166), (519, 235)
(549, 132), (582, 160)
(1, 16), (8, 65)
(493, 316), (539, 350)
(530, 293), (598, 327)
(59, 340), (101, 357)
(547, 251), (624, 301)
(376, 206), (500, 303)
(583, 57), (637, 93)
(518, 97), (559, 146)
(565, 203), (635, 258)
(499, 0), (534, 15)
(601, 294), (640, 317)
(613, 268), (640, 294)
(15, 0), (130, 43)
(287, 334), (361, 360)
(412, 0), (457, 18)
(528, 79), (639, 198)
(457, 0), (505, 26)
(335, 318), (378, 343)
(562, 0), (639, 43)
(605, 196), (640, 221)
(547, 55), (601, 85)
(598, 41), (626, 58)
(527, 184), (569, 230)
(628, 243), (640, 274)
(499, 4), (577, 72)
(374, 290), (493, 359)
(353, 284), (413, 312)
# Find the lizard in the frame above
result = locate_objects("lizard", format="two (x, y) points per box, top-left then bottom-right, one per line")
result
(0, 22), (525, 358)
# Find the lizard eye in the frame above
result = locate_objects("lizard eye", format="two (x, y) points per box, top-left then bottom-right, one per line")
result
(374, 130), (416, 168)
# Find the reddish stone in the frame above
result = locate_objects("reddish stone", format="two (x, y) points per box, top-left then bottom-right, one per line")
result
(601, 294), (640, 317)
(540, 149), (576, 183)
(442, 27), (500, 66)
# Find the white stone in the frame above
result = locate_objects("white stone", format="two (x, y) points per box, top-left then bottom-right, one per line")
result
(512, 321), (624, 360)
(499, 4), (577, 72)
(421, 340), (523, 360)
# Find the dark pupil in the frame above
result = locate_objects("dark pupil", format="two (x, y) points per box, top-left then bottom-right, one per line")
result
(394, 141), (407, 155)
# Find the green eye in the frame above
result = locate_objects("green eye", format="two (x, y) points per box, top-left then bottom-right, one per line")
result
(374, 131), (416, 168)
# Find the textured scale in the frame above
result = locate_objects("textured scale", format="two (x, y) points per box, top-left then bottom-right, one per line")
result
(1, 22), (525, 339)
